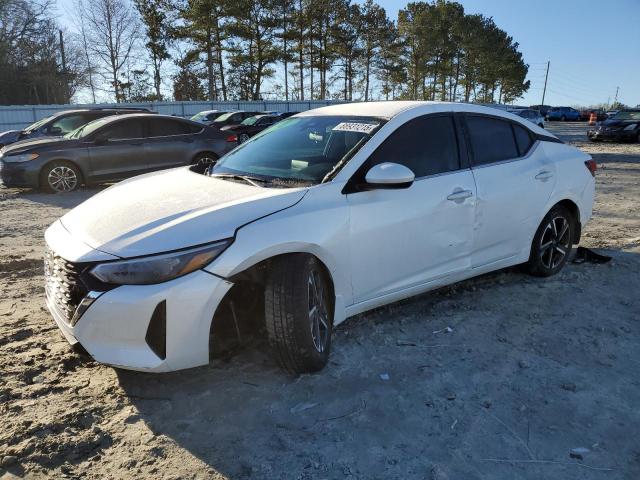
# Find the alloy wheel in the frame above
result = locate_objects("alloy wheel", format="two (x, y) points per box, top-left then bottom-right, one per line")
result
(47, 166), (78, 192)
(239, 134), (250, 144)
(308, 269), (329, 353)
(539, 216), (571, 269)
(196, 156), (216, 167)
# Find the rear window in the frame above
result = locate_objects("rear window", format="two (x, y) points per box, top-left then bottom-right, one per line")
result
(467, 116), (519, 166)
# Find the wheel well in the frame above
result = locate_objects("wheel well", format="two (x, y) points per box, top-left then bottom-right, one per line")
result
(554, 199), (581, 244)
(39, 159), (85, 187)
(208, 253), (336, 356)
(192, 151), (219, 163)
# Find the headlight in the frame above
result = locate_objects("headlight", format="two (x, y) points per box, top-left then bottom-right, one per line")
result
(90, 240), (232, 285)
(624, 123), (638, 131)
(3, 152), (39, 163)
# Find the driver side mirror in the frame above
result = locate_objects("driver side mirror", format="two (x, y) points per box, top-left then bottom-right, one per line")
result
(364, 163), (415, 190)
(49, 126), (62, 135)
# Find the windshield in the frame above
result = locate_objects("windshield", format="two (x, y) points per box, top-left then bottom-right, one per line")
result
(613, 111), (640, 121)
(211, 115), (384, 187)
(212, 112), (236, 123)
(24, 115), (53, 132)
(65, 117), (111, 139)
(241, 116), (260, 126)
(190, 112), (208, 122)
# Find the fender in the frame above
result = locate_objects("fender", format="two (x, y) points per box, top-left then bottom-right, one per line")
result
(205, 181), (352, 325)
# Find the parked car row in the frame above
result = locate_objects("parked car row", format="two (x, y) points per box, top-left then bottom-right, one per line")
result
(0, 107), (153, 148)
(587, 109), (640, 143)
(0, 108), (296, 192)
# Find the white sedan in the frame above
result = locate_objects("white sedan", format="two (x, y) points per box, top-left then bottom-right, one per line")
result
(44, 101), (596, 373)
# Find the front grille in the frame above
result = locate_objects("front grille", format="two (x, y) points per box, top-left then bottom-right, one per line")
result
(44, 248), (88, 323)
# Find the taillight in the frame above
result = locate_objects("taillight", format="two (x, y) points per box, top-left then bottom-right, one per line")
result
(584, 159), (597, 177)
(226, 134), (237, 142)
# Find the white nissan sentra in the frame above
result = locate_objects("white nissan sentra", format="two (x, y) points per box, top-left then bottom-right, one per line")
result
(44, 101), (596, 374)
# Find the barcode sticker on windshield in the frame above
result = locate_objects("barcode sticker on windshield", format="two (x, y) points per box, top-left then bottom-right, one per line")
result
(332, 122), (379, 134)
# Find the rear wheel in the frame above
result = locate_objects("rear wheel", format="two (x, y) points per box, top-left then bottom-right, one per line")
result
(238, 133), (250, 144)
(40, 161), (81, 193)
(265, 255), (333, 374)
(192, 152), (218, 168)
(526, 206), (574, 277)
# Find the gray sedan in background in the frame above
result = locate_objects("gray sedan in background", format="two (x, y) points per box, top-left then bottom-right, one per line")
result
(0, 114), (233, 192)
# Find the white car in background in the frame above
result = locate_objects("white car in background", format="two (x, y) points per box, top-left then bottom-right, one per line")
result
(44, 101), (596, 374)
(510, 108), (545, 129)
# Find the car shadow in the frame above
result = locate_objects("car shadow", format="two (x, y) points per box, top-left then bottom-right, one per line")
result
(114, 247), (637, 479)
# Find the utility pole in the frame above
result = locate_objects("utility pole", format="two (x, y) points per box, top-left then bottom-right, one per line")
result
(613, 86), (619, 107)
(59, 30), (67, 73)
(541, 60), (550, 106)
(59, 30), (70, 103)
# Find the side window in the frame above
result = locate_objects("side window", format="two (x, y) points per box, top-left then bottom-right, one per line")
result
(147, 118), (189, 137)
(513, 124), (534, 155)
(49, 114), (90, 134)
(368, 115), (459, 178)
(231, 113), (243, 123)
(466, 116), (519, 166)
(100, 119), (144, 140)
(185, 123), (203, 134)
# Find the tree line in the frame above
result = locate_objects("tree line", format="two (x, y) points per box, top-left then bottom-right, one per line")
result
(0, 0), (531, 105)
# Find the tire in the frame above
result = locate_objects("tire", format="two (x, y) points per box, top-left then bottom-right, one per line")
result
(40, 161), (81, 193)
(526, 206), (574, 277)
(238, 133), (250, 144)
(561, 115), (566, 121)
(265, 254), (333, 374)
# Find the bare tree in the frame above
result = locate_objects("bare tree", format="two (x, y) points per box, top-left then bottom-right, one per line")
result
(78, 0), (140, 102)
(71, 0), (97, 102)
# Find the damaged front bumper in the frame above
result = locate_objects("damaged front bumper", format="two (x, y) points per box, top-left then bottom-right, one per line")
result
(44, 221), (233, 373)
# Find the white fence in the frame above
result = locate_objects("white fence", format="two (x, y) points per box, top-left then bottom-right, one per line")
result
(0, 100), (345, 131)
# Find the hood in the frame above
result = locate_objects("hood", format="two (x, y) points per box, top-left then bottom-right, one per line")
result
(0, 129), (24, 144)
(60, 167), (308, 258)
(601, 119), (637, 128)
(2, 136), (72, 154)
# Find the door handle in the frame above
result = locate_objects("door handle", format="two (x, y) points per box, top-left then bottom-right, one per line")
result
(535, 170), (554, 180)
(447, 190), (473, 201)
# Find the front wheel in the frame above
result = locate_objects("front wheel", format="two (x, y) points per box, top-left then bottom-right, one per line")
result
(526, 206), (574, 277)
(265, 255), (333, 374)
(40, 161), (81, 193)
(561, 115), (567, 121)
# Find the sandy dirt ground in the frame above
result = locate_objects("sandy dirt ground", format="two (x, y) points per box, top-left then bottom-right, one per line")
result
(0, 122), (639, 480)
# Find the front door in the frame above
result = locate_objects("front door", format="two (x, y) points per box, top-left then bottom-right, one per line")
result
(347, 114), (476, 304)
(87, 118), (148, 181)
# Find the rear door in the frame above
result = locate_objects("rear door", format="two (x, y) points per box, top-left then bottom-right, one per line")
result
(347, 114), (476, 303)
(143, 117), (196, 169)
(86, 118), (148, 180)
(464, 115), (557, 268)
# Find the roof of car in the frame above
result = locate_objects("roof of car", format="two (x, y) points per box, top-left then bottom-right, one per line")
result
(295, 101), (548, 122)
(92, 113), (182, 124)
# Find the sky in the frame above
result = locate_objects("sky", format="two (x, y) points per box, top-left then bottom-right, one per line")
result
(55, 0), (640, 107)
(374, 0), (640, 107)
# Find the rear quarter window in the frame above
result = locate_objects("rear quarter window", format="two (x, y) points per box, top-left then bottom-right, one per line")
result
(513, 123), (534, 155)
